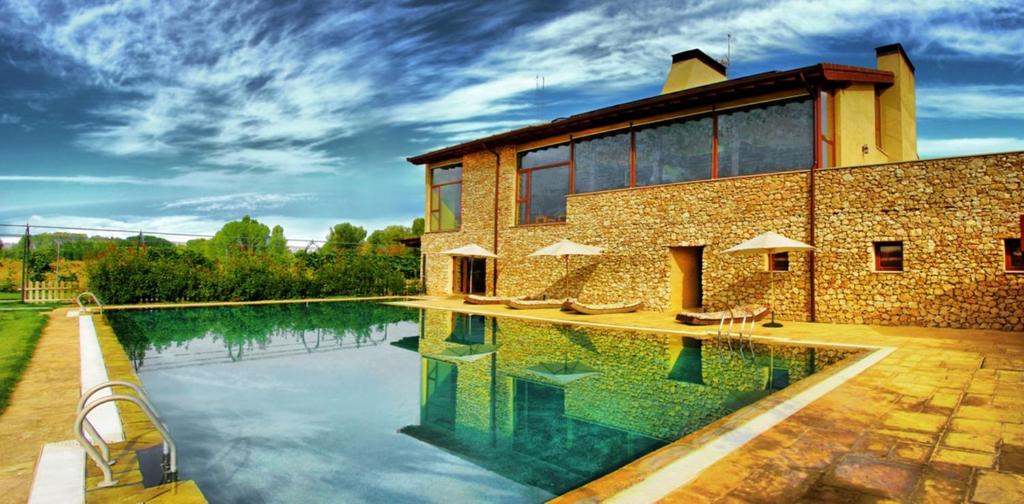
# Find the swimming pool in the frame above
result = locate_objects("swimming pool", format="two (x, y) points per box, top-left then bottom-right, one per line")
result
(106, 301), (859, 503)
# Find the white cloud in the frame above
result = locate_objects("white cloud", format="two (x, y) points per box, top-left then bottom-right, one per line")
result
(918, 137), (1024, 158)
(159, 193), (316, 212)
(203, 147), (344, 175)
(0, 113), (21, 124)
(919, 85), (1024, 120)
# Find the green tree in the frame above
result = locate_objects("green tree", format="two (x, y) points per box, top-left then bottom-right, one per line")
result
(368, 224), (414, 256)
(411, 217), (425, 236)
(269, 225), (289, 259)
(185, 239), (209, 256)
(209, 216), (271, 258)
(324, 223), (366, 254)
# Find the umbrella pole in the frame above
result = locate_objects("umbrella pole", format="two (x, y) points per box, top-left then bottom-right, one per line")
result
(765, 251), (782, 328)
(564, 255), (569, 300)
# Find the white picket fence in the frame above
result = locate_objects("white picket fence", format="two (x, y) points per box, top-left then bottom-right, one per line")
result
(22, 281), (79, 304)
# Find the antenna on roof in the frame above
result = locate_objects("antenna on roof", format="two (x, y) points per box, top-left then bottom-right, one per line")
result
(718, 34), (732, 68)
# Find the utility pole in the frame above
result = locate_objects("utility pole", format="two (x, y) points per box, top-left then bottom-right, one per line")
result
(21, 224), (29, 303)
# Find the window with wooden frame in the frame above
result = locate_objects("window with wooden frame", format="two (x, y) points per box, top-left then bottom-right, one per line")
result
(873, 241), (904, 272)
(718, 97), (815, 177)
(429, 164), (462, 232)
(1005, 238), (1024, 272)
(517, 144), (570, 225)
(768, 252), (789, 272)
(819, 90), (835, 168)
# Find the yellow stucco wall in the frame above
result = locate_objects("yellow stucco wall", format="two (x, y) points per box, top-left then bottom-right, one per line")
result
(834, 83), (890, 166)
(661, 59), (727, 94)
(876, 51), (918, 161)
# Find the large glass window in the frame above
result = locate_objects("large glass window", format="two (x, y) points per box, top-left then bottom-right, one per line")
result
(717, 98), (814, 177)
(635, 117), (713, 186)
(517, 144), (570, 225)
(429, 164), (461, 231)
(573, 130), (630, 193)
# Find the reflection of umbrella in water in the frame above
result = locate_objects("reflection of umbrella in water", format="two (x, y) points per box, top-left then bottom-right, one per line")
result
(526, 359), (599, 385)
(438, 343), (499, 363)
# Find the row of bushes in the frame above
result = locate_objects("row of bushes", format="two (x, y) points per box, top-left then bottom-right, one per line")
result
(86, 247), (420, 305)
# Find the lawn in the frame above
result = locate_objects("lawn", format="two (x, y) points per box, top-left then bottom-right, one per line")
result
(0, 310), (48, 413)
(0, 292), (20, 301)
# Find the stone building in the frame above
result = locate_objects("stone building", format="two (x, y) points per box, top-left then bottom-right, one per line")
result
(407, 43), (1024, 330)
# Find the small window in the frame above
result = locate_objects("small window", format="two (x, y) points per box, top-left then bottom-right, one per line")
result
(874, 241), (904, 272)
(769, 252), (789, 272)
(1006, 239), (1024, 272)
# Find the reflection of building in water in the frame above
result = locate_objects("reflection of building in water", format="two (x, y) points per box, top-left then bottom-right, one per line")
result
(399, 310), (859, 493)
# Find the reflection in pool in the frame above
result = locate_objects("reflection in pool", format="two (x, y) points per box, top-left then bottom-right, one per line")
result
(106, 302), (858, 503)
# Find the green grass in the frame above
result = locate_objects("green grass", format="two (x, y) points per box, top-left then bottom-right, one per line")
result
(0, 292), (20, 301)
(0, 310), (49, 414)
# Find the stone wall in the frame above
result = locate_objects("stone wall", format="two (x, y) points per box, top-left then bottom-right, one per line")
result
(421, 150), (1024, 330)
(815, 154), (1024, 329)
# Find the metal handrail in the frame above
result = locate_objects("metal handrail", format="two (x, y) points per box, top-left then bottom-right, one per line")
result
(75, 394), (177, 488)
(77, 381), (163, 466)
(74, 382), (177, 489)
(76, 291), (104, 313)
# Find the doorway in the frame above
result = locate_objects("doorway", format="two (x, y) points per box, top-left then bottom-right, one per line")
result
(455, 257), (486, 294)
(669, 246), (703, 310)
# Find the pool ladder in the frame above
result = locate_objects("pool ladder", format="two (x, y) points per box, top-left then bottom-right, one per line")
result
(73, 380), (177, 488)
(714, 309), (756, 358)
(76, 291), (104, 314)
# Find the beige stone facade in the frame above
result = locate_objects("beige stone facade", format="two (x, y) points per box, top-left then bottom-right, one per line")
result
(421, 151), (1024, 331)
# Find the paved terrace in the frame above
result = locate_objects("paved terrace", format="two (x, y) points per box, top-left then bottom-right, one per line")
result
(394, 297), (1024, 503)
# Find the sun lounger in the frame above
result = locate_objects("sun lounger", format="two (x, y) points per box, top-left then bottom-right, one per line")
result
(464, 294), (512, 305)
(506, 298), (567, 310)
(566, 300), (641, 315)
(675, 304), (768, 325)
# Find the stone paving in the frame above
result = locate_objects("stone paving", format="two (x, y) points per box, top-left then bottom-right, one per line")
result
(395, 298), (1024, 503)
(0, 308), (79, 503)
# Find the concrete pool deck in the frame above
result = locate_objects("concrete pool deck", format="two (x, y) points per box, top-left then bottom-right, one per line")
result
(392, 297), (1024, 503)
(0, 298), (1021, 503)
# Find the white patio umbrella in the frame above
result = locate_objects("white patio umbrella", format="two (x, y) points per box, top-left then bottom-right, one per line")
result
(442, 244), (497, 295)
(723, 231), (814, 328)
(529, 239), (603, 299)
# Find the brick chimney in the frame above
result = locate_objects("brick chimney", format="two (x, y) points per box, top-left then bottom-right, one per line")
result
(661, 49), (727, 95)
(875, 43), (917, 160)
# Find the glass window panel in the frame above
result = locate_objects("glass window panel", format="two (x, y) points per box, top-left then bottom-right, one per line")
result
(527, 165), (569, 224)
(519, 144), (569, 169)
(518, 172), (528, 199)
(438, 184), (461, 230)
(717, 99), (814, 178)
(431, 164), (462, 184)
(635, 117), (712, 186)
(574, 131), (630, 193)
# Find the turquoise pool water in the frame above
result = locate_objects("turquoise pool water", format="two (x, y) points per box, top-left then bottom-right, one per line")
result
(107, 302), (856, 503)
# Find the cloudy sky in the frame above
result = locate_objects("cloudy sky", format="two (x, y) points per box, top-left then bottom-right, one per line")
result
(1, 0), (1022, 245)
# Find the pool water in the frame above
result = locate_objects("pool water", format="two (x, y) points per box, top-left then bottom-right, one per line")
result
(106, 302), (857, 503)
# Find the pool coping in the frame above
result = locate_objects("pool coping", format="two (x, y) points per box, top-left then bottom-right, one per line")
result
(388, 299), (893, 502)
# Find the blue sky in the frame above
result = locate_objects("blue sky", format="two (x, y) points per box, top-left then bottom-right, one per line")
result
(1, 0), (1022, 245)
